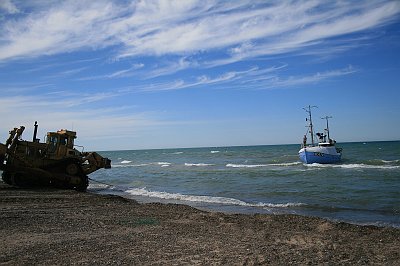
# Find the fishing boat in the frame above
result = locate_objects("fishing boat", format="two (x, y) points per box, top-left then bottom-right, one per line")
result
(298, 105), (342, 164)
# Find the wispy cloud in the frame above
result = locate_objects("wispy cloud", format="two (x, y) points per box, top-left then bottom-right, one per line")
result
(144, 56), (199, 79)
(260, 65), (357, 89)
(0, 1), (121, 60)
(0, 0), (19, 14)
(79, 63), (144, 80)
(1, 1), (399, 64)
(0, 1), (398, 149)
(0, 90), (118, 110)
(0, 92), (174, 149)
(121, 65), (355, 92)
(0, 82), (53, 94)
(107, 64), (144, 78)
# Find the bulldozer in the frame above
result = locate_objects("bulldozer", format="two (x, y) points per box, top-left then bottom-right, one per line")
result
(0, 122), (111, 191)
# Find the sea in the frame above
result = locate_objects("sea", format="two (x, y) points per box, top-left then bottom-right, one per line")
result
(89, 141), (400, 228)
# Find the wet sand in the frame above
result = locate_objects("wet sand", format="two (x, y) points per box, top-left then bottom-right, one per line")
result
(1, 181), (399, 265)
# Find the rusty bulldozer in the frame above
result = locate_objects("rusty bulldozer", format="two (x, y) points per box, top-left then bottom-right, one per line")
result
(0, 122), (111, 191)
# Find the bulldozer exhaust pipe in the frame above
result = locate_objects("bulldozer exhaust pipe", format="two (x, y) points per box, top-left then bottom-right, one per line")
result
(33, 121), (38, 142)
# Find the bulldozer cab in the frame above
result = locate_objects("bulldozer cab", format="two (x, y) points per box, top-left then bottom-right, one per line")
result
(46, 130), (77, 157)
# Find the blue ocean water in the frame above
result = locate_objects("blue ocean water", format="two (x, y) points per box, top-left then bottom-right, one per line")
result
(90, 141), (400, 228)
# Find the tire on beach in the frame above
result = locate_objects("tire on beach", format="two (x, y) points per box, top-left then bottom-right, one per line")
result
(64, 160), (88, 192)
(2, 170), (45, 188)
(65, 162), (80, 176)
(75, 174), (88, 192)
(10, 172), (32, 187)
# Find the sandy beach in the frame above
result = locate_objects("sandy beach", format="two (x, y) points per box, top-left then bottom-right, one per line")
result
(0, 181), (399, 265)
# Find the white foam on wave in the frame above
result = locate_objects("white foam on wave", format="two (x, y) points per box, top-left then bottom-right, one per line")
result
(210, 151), (220, 154)
(226, 163), (269, 168)
(156, 162), (171, 167)
(157, 162), (171, 165)
(172, 152), (184, 154)
(112, 162), (173, 168)
(88, 183), (111, 189)
(125, 188), (305, 208)
(226, 162), (301, 168)
(380, 159), (400, 164)
(112, 163), (150, 168)
(185, 163), (214, 167)
(268, 162), (302, 166)
(305, 163), (400, 170)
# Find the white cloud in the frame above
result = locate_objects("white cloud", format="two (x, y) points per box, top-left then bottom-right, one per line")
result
(144, 57), (199, 78)
(0, 1), (121, 60)
(0, 0), (398, 63)
(119, 65), (355, 92)
(0, 92), (175, 150)
(259, 66), (357, 89)
(79, 63), (144, 80)
(0, 0), (19, 14)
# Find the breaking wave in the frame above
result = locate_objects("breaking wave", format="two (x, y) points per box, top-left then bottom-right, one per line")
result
(380, 159), (400, 164)
(112, 163), (150, 168)
(125, 188), (305, 208)
(268, 162), (302, 166)
(226, 164), (269, 168)
(157, 162), (171, 167)
(185, 163), (215, 167)
(226, 162), (301, 168)
(305, 163), (400, 170)
(112, 162), (172, 168)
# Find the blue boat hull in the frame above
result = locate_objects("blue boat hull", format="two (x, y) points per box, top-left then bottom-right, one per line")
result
(299, 149), (341, 164)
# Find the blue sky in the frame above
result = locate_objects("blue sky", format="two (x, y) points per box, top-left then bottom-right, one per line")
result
(0, 0), (399, 151)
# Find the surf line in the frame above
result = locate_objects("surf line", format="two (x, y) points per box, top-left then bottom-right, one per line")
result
(87, 177), (126, 193)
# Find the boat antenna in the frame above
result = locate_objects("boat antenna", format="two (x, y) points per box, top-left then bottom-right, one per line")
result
(321, 116), (332, 140)
(303, 105), (317, 145)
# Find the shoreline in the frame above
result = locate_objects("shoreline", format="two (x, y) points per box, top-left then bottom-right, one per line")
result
(1, 181), (399, 265)
(91, 186), (400, 229)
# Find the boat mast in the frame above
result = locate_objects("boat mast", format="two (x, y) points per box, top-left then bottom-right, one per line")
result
(321, 116), (332, 140)
(303, 105), (317, 145)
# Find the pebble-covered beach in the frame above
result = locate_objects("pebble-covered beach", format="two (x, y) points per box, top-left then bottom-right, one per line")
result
(1, 181), (399, 265)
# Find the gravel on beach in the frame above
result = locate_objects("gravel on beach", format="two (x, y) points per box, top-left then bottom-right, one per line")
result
(1, 181), (399, 265)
